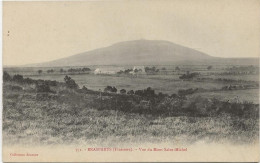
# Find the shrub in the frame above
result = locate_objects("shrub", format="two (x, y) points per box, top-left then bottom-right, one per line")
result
(47, 69), (54, 73)
(64, 75), (79, 89)
(45, 80), (57, 86)
(111, 87), (117, 93)
(3, 71), (12, 82)
(207, 65), (213, 70)
(145, 66), (159, 74)
(11, 85), (23, 91)
(179, 72), (199, 80)
(82, 67), (91, 72)
(175, 66), (180, 71)
(36, 83), (52, 93)
(135, 90), (144, 96)
(38, 70), (43, 74)
(120, 89), (126, 94)
(23, 78), (35, 85)
(144, 87), (155, 97)
(157, 92), (168, 98)
(127, 90), (134, 95)
(13, 74), (24, 83)
(104, 86), (113, 92)
(104, 86), (117, 93)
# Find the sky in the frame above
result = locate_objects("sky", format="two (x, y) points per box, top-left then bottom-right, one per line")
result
(3, 0), (260, 66)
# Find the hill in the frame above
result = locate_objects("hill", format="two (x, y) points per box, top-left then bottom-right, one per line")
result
(28, 40), (257, 67)
(29, 40), (217, 67)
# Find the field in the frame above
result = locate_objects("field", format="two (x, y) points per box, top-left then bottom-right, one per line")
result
(4, 64), (259, 103)
(2, 64), (259, 146)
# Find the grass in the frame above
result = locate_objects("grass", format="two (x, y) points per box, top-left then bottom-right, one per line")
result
(2, 80), (259, 146)
(188, 89), (259, 104)
(5, 65), (258, 102)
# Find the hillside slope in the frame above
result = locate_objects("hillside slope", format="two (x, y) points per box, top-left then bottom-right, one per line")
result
(31, 40), (217, 67)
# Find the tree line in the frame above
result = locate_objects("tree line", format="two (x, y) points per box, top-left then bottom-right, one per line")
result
(37, 67), (91, 74)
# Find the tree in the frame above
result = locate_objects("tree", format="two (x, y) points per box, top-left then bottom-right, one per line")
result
(111, 87), (117, 93)
(64, 75), (79, 89)
(47, 69), (54, 73)
(127, 90), (134, 95)
(3, 71), (12, 82)
(145, 66), (159, 74)
(60, 68), (64, 73)
(162, 67), (166, 70)
(175, 66), (180, 71)
(207, 66), (213, 70)
(82, 67), (91, 72)
(120, 89), (126, 94)
(104, 86), (113, 92)
(104, 86), (117, 93)
(38, 70), (43, 74)
(144, 87), (155, 97)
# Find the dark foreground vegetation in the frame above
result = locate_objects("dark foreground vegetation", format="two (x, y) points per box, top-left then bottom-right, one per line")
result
(3, 71), (259, 145)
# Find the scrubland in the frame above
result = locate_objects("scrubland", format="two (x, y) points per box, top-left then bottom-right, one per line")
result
(2, 71), (259, 146)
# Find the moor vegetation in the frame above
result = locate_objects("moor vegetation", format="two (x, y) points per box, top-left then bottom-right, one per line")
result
(2, 71), (259, 145)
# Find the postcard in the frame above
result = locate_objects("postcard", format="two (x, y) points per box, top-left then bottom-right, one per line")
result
(2, 0), (259, 162)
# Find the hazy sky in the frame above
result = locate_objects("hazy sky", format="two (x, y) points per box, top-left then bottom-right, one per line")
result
(3, 0), (260, 66)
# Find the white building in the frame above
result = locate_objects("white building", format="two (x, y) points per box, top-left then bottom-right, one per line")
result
(132, 66), (146, 74)
(94, 67), (125, 75)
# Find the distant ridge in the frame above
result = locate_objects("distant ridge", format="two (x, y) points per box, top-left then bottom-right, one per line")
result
(27, 40), (257, 67)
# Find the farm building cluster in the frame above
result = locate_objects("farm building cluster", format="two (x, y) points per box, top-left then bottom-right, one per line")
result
(94, 66), (146, 75)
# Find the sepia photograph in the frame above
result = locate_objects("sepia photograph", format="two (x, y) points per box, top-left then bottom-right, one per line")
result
(2, 0), (260, 162)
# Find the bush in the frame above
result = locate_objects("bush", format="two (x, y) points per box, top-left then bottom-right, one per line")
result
(145, 66), (159, 74)
(82, 67), (91, 72)
(47, 69), (54, 73)
(45, 80), (57, 86)
(38, 70), (43, 74)
(36, 83), (52, 93)
(64, 75), (79, 89)
(179, 72), (199, 80)
(104, 86), (113, 92)
(207, 65), (213, 70)
(3, 71), (12, 82)
(11, 85), (23, 91)
(23, 78), (35, 85)
(120, 89), (126, 94)
(104, 86), (117, 93)
(111, 87), (117, 93)
(144, 87), (155, 97)
(175, 66), (180, 71)
(13, 74), (24, 83)
(135, 90), (144, 96)
(127, 90), (134, 95)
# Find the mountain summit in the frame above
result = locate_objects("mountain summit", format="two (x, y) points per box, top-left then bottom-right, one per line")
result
(32, 40), (216, 67)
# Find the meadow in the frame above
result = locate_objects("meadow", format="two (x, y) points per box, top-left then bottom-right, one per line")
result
(2, 78), (259, 146)
(2, 64), (259, 146)
(4, 64), (259, 103)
